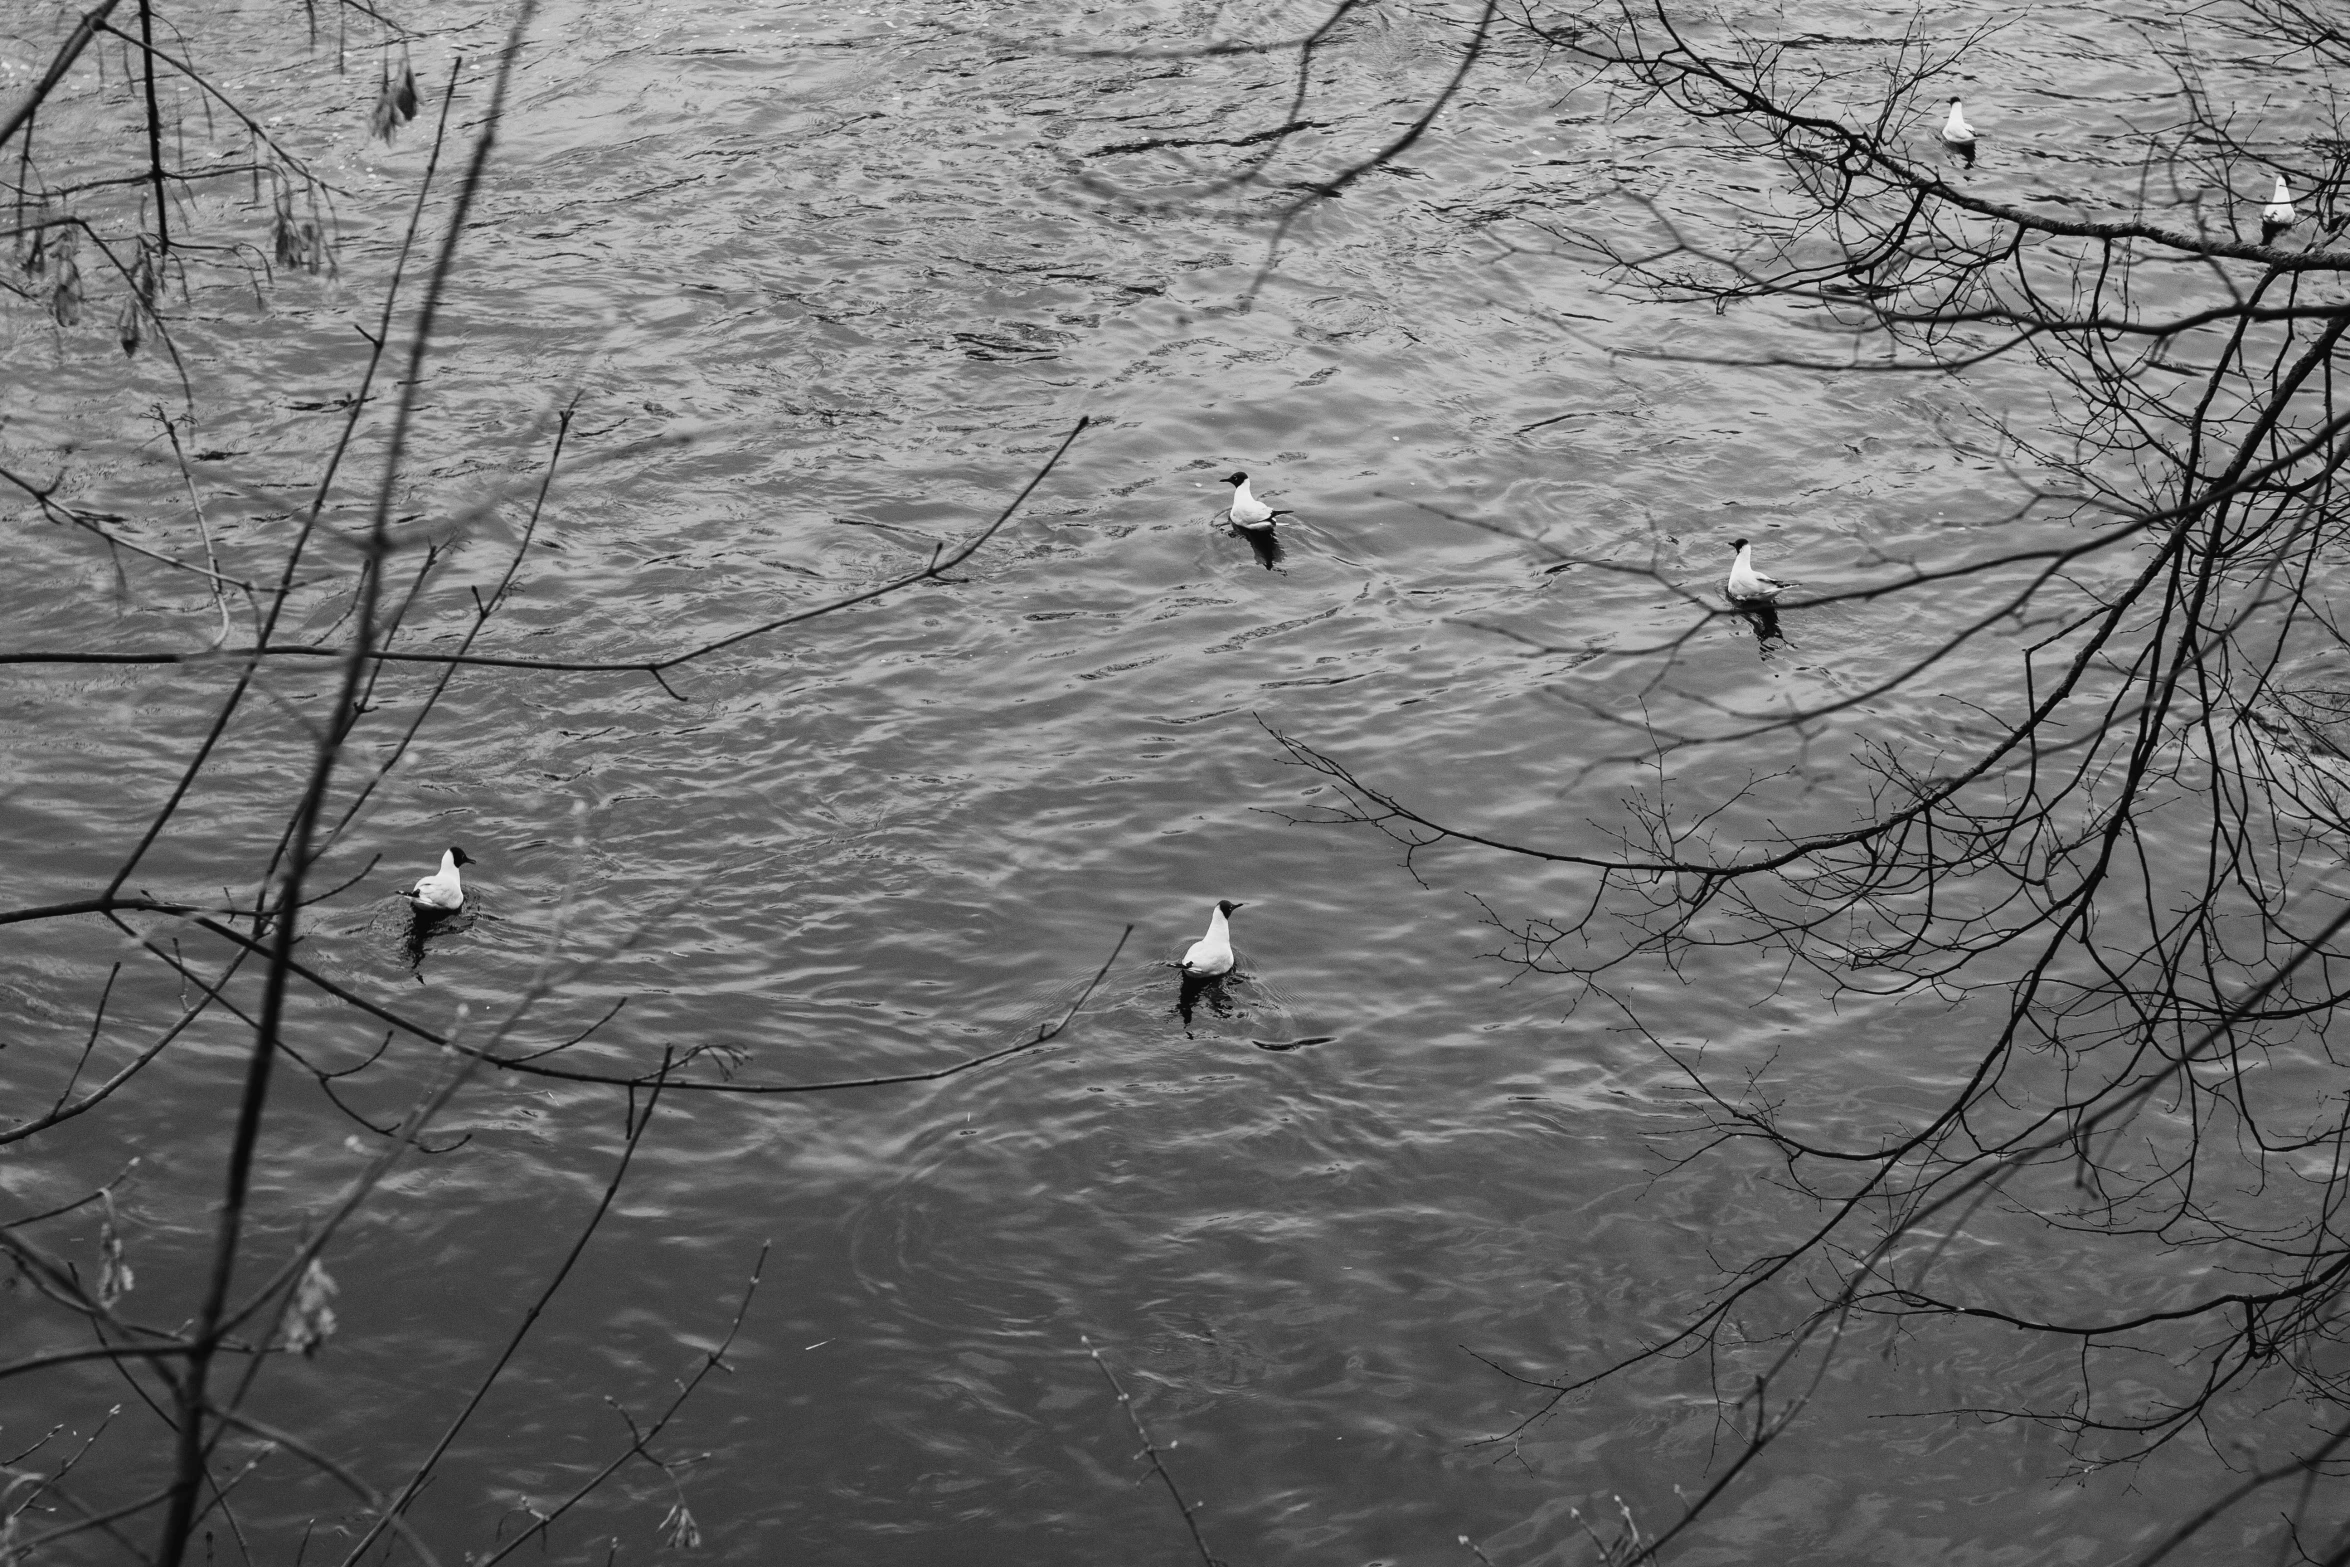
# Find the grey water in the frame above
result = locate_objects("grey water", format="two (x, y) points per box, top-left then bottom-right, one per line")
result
(0, 0), (2286, 1561)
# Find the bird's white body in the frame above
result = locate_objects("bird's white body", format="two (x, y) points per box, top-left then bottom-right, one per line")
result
(1941, 97), (1976, 165)
(1226, 473), (1278, 529)
(1181, 901), (1240, 977)
(409, 848), (468, 911)
(2264, 174), (2297, 234)
(1725, 541), (1789, 603)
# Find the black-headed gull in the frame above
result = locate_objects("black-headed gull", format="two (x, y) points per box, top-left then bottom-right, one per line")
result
(1725, 539), (1791, 603)
(407, 846), (474, 912)
(1941, 97), (1976, 168)
(2263, 174), (2297, 245)
(1180, 899), (1244, 977)
(1224, 472), (1290, 530)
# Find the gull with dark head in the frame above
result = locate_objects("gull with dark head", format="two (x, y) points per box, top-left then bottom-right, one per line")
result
(1181, 899), (1244, 978)
(407, 846), (474, 912)
(1725, 539), (1791, 604)
(1224, 472), (1291, 530)
(1940, 97), (1977, 168)
(2263, 174), (2298, 246)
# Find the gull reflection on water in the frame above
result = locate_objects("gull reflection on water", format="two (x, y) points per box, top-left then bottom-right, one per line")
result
(1733, 598), (1788, 657)
(363, 896), (477, 978)
(1176, 966), (1234, 1034)
(1233, 523), (1283, 571)
(1175, 966), (1338, 1051)
(1214, 499), (1285, 571)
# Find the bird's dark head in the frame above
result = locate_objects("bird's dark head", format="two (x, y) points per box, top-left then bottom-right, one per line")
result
(1225, 471), (1248, 486)
(1949, 95), (1962, 105)
(1729, 538), (1750, 551)
(449, 847), (474, 867)
(1216, 899), (1245, 916)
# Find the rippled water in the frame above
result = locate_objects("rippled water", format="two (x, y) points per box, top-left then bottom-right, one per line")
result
(2, 0), (2318, 1561)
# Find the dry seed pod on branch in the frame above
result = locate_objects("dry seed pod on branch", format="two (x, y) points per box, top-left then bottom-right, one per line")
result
(370, 54), (420, 141)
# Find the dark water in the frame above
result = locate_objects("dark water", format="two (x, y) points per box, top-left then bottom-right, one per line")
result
(0, 0), (2318, 1562)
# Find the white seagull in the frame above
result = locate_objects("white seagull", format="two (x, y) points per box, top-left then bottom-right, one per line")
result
(1940, 96), (1976, 168)
(2262, 174), (2298, 246)
(1725, 539), (1791, 604)
(1180, 899), (1244, 978)
(407, 846), (473, 912)
(1224, 472), (1289, 530)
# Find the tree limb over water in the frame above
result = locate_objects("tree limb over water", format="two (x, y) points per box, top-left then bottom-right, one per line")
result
(1280, 1), (2350, 1558)
(0, 414), (1091, 693)
(0, 5), (1125, 1564)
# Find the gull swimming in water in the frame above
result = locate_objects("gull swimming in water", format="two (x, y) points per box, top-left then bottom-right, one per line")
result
(407, 846), (473, 912)
(2262, 174), (2298, 245)
(1725, 539), (1791, 604)
(1180, 899), (1244, 977)
(1224, 472), (1289, 530)
(1940, 97), (1976, 168)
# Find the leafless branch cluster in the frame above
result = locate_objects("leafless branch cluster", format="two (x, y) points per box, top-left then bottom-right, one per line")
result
(1, 0), (435, 377)
(0, 5), (1122, 1561)
(1277, 1), (2350, 1557)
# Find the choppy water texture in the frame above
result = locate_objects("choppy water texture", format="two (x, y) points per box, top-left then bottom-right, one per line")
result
(0, 0), (2311, 1562)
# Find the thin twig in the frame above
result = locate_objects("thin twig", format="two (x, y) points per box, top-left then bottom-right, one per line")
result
(1085, 1337), (1222, 1567)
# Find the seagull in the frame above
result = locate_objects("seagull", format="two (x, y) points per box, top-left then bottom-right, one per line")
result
(1180, 899), (1244, 978)
(1725, 539), (1791, 603)
(1224, 472), (1290, 530)
(2262, 174), (2298, 245)
(407, 846), (473, 912)
(1940, 97), (1976, 168)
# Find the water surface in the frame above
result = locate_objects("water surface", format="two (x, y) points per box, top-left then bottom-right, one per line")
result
(0, 0), (2307, 1562)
